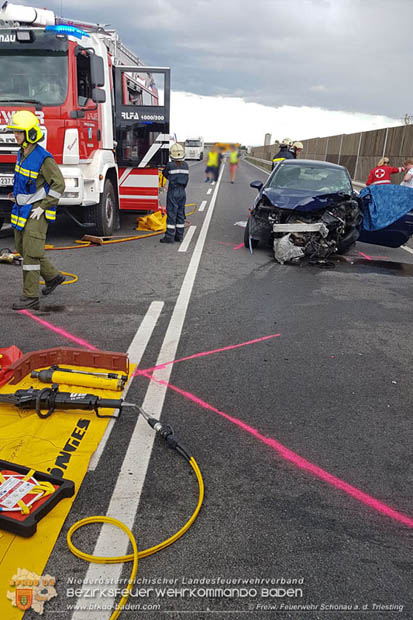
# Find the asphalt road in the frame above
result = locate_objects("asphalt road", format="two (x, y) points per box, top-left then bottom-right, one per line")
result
(1, 159), (412, 619)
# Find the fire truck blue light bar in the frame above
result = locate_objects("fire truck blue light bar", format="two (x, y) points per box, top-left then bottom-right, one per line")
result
(45, 25), (89, 39)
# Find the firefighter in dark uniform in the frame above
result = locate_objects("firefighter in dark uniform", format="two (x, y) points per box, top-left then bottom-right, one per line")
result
(7, 111), (65, 310)
(160, 143), (189, 243)
(271, 138), (295, 170)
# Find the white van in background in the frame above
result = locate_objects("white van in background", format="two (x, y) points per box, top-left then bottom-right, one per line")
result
(184, 138), (204, 160)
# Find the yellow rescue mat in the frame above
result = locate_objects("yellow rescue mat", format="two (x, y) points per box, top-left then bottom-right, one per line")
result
(0, 355), (134, 619)
(136, 210), (166, 232)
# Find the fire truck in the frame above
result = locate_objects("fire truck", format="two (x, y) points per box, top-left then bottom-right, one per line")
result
(0, 2), (172, 235)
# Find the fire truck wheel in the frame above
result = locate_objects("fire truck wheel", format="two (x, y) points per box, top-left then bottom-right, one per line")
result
(89, 179), (116, 236)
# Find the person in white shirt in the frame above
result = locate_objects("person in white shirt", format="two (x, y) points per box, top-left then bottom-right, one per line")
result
(401, 159), (413, 188)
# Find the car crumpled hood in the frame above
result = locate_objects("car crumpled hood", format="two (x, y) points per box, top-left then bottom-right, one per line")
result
(262, 188), (352, 212)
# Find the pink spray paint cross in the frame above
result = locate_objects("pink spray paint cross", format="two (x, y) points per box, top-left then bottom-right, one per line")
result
(142, 370), (413, 529)
(18, 309), (413, 530)
(359, 251), (388, 260)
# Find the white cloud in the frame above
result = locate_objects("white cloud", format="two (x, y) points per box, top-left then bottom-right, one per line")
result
(171, 92), (400, 146)
(37, 0), (413, 117)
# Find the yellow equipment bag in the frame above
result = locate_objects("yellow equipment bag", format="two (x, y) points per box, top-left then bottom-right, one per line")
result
(136, 210), (166, 232)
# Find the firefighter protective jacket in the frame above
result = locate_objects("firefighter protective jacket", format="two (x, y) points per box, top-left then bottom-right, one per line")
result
(271, 146), (295, 170)
(163, 160), (189, 187)
(11, 144), (64, 230)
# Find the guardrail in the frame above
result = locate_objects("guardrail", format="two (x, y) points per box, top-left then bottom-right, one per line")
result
(244, 155), (366, 189)
(244, 155), (272, 171)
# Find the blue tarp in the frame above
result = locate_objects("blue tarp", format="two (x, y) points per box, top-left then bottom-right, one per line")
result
(360, 184), (413, 231)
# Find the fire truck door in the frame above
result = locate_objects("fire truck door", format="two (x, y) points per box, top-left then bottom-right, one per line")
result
(74, 47), (100, 158)
(113, 66), (170, 168)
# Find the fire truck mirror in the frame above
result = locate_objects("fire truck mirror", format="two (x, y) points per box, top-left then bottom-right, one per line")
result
(92, 88), (106, 104)
(90, 54), (105, 89)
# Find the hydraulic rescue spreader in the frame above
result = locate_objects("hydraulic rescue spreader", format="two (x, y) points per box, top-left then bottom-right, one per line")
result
(0, 386), (136, 418)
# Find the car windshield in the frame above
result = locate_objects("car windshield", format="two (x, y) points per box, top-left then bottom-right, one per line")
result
(269, 164), (352, 195)
(0, 31), (68, 106)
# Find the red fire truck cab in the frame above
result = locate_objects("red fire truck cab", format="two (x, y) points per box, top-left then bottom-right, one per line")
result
(0, 2), (172, 235)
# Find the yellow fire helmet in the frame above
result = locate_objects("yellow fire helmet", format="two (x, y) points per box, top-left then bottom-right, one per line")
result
(281, 137), (292, 146)
(7, 110), (43, 144)
(293, 141), (303, 149)
(170, 143), (185, 160)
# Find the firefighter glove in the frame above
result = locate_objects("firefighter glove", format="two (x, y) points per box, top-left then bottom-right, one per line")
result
(30, 206), (44, 220)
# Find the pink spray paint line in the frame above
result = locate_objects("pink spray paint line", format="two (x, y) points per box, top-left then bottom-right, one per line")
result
(18, 310), (99, 351)
(142, 370), (413, 529)
(134, 333), (280, 376)
(233, 243), (244, 250)
(359, 251), (388, 260)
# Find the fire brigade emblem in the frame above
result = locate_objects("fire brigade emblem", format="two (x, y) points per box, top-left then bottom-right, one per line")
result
(375, 168), (385, 179)
(7, 568), (57, 614)
(16, 588), (33, 610)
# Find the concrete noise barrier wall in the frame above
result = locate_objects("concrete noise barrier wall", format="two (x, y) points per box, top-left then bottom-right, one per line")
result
(250, 124), (413, 184)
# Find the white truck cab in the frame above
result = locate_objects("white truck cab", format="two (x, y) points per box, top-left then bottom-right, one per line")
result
(184, 138), (204, 160)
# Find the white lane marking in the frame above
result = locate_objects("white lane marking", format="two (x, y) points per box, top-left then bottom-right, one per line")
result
(178, 225), (196, 253)
(401, 245), (413, 255)
(207, 188), (212, 194)
(88, 301), (164, 471)
(72, 163), (226, 620)
(199, 200), (207, 212)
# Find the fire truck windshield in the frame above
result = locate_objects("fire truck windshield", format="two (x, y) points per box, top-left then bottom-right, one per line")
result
(0, 31), (68, 106)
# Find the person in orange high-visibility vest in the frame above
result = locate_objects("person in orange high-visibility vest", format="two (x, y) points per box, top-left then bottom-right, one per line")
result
(229, 144), (239, 183)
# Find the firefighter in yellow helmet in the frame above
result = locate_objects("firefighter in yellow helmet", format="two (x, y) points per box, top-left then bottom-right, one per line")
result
(7, 110), (65, 310)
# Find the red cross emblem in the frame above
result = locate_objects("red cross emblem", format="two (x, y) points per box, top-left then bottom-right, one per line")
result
(375, 168), (385, 179)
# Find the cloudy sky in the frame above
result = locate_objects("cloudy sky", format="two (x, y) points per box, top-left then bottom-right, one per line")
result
(32, 0), (411, 143)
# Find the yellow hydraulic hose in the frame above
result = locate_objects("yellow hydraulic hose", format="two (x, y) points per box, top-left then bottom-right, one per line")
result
(44, 204), (198, 251)
(39, 270), (78, 285)
(67, 456), (204, 620)
(44, 232), (161, 251)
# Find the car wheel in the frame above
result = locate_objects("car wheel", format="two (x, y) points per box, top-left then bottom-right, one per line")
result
(337, 241), (355, 254)
(0, 216), (4, 231)
(244, 215), (259, 248)
(337, 227), (359, 255)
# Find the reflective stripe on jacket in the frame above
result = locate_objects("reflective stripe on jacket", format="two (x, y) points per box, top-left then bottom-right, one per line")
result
(163, 161), (189, 187)
(272, 147), (294, 164)
(11, 145), (56, 230)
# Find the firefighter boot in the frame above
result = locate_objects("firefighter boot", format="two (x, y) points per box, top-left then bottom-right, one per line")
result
(12, 296), (40, 311)
(42, 273), (65, 296)
(160, 236), (174, 243)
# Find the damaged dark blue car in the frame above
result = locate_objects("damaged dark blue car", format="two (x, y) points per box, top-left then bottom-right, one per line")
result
(246, 159), (413, 264)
